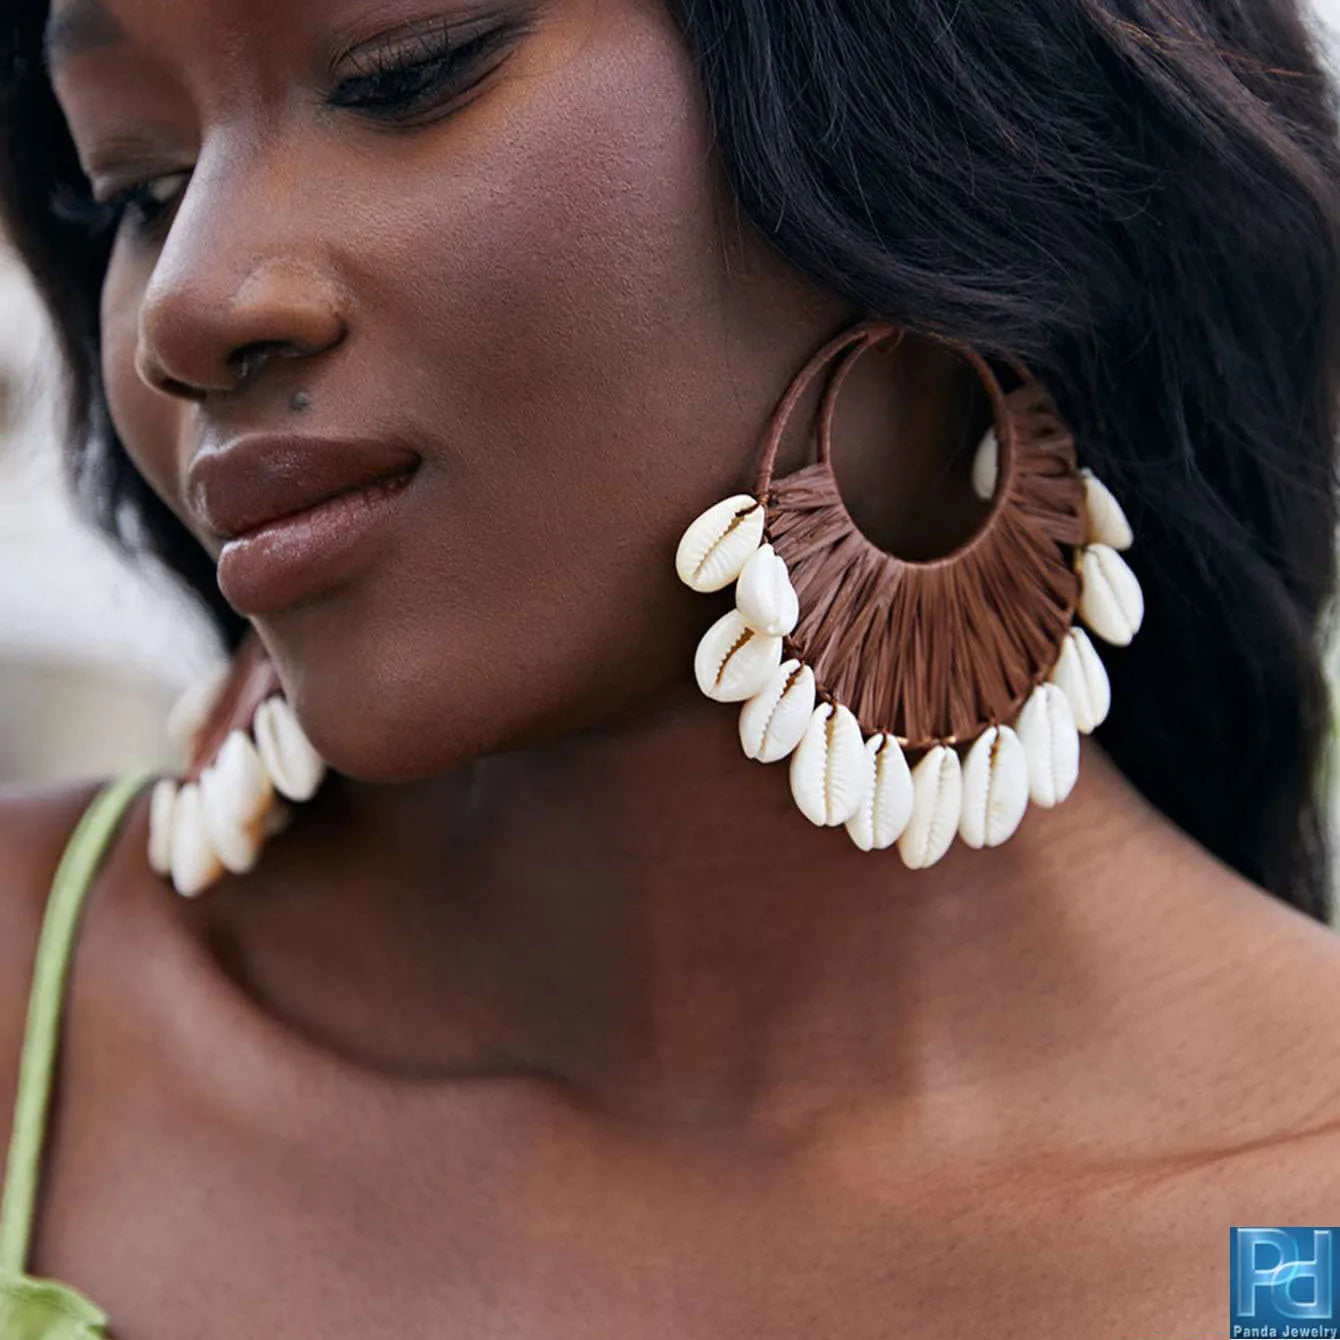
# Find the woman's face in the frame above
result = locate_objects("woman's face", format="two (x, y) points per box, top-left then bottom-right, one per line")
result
(47, 0), (852, 780)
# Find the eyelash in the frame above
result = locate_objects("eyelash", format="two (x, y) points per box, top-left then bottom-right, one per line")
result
(52, 176), (176, 241)
(56, 19), (520, 241)
(329, 21), (512, 118)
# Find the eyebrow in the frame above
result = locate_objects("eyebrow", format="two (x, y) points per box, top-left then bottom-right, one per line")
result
(42, 0), (127, 72)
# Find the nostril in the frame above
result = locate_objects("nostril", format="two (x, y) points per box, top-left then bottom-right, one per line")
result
(228, 340), (287, 386)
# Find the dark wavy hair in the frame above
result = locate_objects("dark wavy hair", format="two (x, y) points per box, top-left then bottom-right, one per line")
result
(3, 0), (1339, 918)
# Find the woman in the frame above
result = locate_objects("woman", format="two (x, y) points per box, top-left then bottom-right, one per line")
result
(1, 0), (1339, 1334)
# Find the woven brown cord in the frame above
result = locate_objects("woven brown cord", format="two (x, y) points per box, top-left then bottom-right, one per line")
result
(814, 327), (907, 468)
(186, 632), (282, 779)
(754, 324), (1085, 753)
(755, 320), (902, 496)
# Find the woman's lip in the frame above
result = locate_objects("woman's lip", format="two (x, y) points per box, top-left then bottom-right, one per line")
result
(216, 464), (420, 615)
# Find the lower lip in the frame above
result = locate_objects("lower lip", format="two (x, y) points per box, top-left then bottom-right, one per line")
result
(216, 467), (420, 614)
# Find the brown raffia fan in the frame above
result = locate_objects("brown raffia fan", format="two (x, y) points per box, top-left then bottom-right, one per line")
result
(675, 319), (1144, 869)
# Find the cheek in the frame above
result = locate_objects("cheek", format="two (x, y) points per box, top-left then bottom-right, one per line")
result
(280, 3), (795, 778)
(101, 256), (190, 524)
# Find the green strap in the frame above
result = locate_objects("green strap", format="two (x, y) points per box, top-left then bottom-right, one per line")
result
(0, 768), (159, 1274)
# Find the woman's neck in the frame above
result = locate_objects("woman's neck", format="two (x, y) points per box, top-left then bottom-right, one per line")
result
(182, 689), (1293, 1150)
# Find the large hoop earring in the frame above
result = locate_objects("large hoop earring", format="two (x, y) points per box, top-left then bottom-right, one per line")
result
(148, 629), (328, 897)
(675, 319), (1141, 868)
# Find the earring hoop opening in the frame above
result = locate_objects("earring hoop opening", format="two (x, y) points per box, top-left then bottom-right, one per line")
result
(752, 319), (1086, 751)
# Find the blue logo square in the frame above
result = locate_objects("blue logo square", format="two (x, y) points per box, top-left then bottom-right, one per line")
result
(1230, 1227), (1338, 1337)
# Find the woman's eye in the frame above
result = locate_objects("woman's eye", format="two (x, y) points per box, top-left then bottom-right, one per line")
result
(328, 20), (520, 121)
(52, 171), (189, 242)
(108, 173), (188, 233)
(48, 18), (527, 242)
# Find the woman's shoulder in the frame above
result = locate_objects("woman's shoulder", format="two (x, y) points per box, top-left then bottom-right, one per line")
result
(0, 776), (113, 971)
(0, 776), (129, 1150)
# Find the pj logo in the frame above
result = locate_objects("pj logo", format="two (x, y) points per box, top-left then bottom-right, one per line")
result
(1230, 1228), (1338, 1338)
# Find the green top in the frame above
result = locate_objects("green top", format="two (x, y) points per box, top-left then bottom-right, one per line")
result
(0, 768), (159, 1340)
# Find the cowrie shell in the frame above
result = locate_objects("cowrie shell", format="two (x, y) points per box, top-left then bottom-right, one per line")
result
(148, 777), (177, 876)
(897, 745), (963, 869)
(675, 495), (766, 593)
(846, 733), (913, 852)
(253, 696), (327, 802)
(165, 663), (229, 752)
(198, 730), (272, 876)
(199, 761), (264, 876)
(735, 544), (799, 637)
(213, 729), (274, 824)
(790, 703), (870, 827)
(740, 660), (816, 762)
(1014, 683), (1080, 808)
(1078, 544), (1144, 646)
(971, 427), (999, 502)
(694, 609), (784, 703)
(1079, 468), (1133, 551)
(169, 781), (223, 898)
(1048, 627), (1110, 734)
(959, 725), (1029, 849)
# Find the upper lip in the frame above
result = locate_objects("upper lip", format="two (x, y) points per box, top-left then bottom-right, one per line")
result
(186, 434), (422, 541)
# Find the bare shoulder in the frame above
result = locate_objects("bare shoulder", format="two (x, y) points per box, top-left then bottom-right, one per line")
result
(0, 776), (115, 967)
(0, 777), (127, 1154)
(1231, 892), (1340, 1145)
(1181, 889), (1340, 1208)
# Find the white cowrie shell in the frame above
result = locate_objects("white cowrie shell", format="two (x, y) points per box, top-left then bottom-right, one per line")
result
(790, 703), (870, 827)
(198, 761), (264, 876)
(959, 725), (1029, 849)
(1078, 544), (1144, 647)
(169, 781), (223, 898)
(253, 696), (327, 802)
(846, 733), (914, 852)
(1014, 683), (1080, 808)
(198, 732), (271, 873)
(675, 495), (766, 593)
(735, 544), (799, 637)
(739, 661), (816, 763)
(1079, 468), (1133, 551)
(165, 663), (229, 752)
(148, 777), (177, 876)
(1048, 627), (1110, 734)
(897, 745), (963, 870)
(212, 729), (274, 825)
(694, 609), (784, 703)
(971, 427), (999, 502)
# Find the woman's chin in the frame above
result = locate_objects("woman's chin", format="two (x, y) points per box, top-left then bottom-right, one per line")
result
(291, 701), (486, 787)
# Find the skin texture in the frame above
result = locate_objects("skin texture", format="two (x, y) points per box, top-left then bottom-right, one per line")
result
(4, 0), (1340, 1335)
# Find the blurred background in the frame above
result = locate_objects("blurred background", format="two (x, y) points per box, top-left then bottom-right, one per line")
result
(0, 245), (222, 788)
(2, 1), (1340, 910)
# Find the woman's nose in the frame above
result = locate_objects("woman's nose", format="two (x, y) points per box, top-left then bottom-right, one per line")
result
(133, 182), (348, 401)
